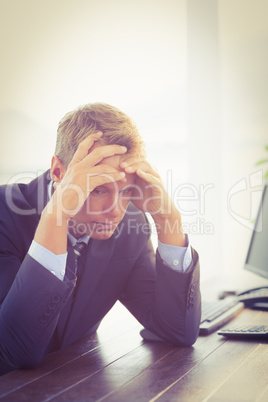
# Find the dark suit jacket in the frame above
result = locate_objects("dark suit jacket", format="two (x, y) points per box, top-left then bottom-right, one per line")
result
(0, 171), (201, 375)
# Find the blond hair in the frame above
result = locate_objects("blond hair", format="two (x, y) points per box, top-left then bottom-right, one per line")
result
(55, 103), (145, 167)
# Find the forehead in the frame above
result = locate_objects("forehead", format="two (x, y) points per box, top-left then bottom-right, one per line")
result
(91, 140), (128, 167)
(92, 143), (134, 189)
(102, 156), (134, 190)
(101, 154), (124, 169)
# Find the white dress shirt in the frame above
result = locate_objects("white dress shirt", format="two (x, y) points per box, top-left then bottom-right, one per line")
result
(28, 182), (193, 280)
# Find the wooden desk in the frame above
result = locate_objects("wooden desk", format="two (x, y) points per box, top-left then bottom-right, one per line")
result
(1, 302), (268, 401)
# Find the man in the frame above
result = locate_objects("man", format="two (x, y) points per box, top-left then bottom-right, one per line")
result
(0, 103), (201, 375)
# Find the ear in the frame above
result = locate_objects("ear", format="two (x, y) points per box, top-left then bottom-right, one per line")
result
(50, 155), (66, 183)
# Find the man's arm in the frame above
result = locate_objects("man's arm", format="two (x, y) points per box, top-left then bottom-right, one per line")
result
(120, 158), (186, 247)
(0, 192), (74, 374)
(120, 231), (201, 346)
(0, 133), (128, 373)
(0, 254), (74, 372)
(158, 236), (192, 272)
(34, 132), (126, 254)
(119, 158), (201, 344)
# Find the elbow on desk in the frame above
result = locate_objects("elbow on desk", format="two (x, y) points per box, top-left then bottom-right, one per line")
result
(169, 323), (200, 347)
(141, 315), (200, 347)
(169, 307), (201, 347)
(0, 323), (45, 372)
(180, 328), (200, 347)
(16, 351), (44, 370)
(0, 351), (43, 373)
(0, 341), (45, 373)
(171, 303), (202, 347)
(140, 326), (199, 347)
(181, 311), (202, 347)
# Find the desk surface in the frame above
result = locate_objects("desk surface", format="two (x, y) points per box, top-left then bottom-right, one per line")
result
(1, 302), (268, 401)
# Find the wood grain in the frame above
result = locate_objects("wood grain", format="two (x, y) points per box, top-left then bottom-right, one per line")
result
(1, 304), (268, 402)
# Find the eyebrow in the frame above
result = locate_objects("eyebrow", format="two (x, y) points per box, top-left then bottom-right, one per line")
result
(121, 184), (134, 189)
(94, 183), (134, 192)
(94, 185), (109, 190)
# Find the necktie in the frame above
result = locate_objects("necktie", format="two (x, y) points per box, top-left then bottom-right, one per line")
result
(73, 241), (87, 276)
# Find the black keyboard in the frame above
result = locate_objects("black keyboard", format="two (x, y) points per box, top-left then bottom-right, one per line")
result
(218, 325), (268, 340)
(199, 297), (244, 335)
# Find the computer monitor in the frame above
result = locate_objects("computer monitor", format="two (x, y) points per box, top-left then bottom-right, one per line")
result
(244, 184), (268, 279)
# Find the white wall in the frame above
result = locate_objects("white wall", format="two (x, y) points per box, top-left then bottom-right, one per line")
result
(0, 0), (187, 182)
(219, 0), (268, 282)
(1, 0), (267, 283)
(187, 0), (222, 282)
(185, 0), (268, 283)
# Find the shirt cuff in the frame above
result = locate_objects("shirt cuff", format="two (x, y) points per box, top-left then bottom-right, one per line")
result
(157, 234), (192, 273)
(28, 240), (68, 281)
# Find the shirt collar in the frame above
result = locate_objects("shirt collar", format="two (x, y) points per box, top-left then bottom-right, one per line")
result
(68, 232), (90, 247)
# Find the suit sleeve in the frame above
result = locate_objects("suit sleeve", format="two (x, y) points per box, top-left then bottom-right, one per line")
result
(120, 237), (201, 346)
(0, 197), (75, 374)
(0, 253), (75, 373)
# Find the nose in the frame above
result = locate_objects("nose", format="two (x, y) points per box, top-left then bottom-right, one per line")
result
(103, 193), (123, 219)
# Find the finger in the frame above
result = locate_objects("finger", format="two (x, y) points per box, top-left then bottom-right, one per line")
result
(88, 170), (126, 190)
(123, 161), (159, 177)
(89, 165), (127, 184)
(120, 157), (143, 169)
(82, 144), (127, 167)
(121, 161), (147, 173)
(135, 168), (160, 184)
(90, 164), (125, 176)
(69, 131), (103, 167)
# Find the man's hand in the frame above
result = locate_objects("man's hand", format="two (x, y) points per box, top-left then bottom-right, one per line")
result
(120, 157), (186, 247)
(51, 132), (127, 221)
(34, 133), (127, 254)
(120, 158), (170, 216)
